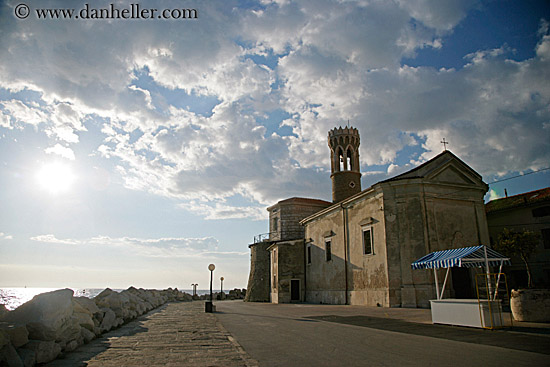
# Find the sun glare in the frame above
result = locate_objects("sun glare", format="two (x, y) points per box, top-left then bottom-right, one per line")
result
(36, 162), (76, 194)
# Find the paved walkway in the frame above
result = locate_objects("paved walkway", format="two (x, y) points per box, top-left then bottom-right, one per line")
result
(46, 300), (550, 366)
(46, 301), (258, 366)
(215, 301), (550, 367)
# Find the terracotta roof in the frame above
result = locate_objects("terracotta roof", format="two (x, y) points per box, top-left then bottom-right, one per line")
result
(485, 187), (550, 213)
(275, 197), (332, 206)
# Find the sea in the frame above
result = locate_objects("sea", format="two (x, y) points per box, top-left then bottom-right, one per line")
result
(0, 288), (216, 311)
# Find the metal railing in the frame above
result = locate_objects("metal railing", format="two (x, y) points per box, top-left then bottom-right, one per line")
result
(253, 232), (274, 243)
(253, 230), (304, 243)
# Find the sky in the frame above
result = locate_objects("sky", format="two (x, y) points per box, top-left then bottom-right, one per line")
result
(0, 0), (549, 290)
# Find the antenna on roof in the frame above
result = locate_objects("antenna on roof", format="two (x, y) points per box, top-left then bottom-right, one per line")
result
(440, 138), (449, 151)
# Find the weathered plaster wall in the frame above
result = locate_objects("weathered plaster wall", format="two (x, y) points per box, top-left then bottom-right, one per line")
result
(244, 242), (271, 302)
(383, 180), (490, 308)
(345, 190), (390, 306)
(270, 241), (305, 303)
(269, 201), (330, 241)
(304, 210), (347, 304)
(382, 182), (432, 307)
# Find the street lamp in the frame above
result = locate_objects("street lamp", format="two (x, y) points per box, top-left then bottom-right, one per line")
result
(190, 283), (198, 296)
(220, 277), (224, 299)
(206, 264), (215, 313)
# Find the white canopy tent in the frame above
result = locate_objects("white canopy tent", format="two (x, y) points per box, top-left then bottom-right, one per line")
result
(412, 245), (511, 328)
(411, 245), (510, 300)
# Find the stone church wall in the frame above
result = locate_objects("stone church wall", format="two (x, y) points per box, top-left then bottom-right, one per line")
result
(304, 210), (347, 305)
(244, 241), (271, 302)
(345, 190), (390, 307)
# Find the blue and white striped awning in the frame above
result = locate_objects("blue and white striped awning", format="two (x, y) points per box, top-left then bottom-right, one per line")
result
(411, 245), (510, 270)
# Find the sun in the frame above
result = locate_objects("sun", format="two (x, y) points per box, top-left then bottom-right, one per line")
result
(35, 162), (76, 194)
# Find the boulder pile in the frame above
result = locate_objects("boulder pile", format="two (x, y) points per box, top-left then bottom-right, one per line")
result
(0, 287), (192, 366)
(198, 288), (246, 301)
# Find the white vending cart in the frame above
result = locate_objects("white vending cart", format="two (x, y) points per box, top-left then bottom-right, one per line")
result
(412, 245), (510, 329)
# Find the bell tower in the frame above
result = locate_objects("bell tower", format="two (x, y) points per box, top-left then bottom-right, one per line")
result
(328, 126), (361, 203)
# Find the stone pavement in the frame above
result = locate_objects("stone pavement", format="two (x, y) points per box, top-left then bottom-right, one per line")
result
(45, 300), (550, 366)
(46, 301), (258, 367)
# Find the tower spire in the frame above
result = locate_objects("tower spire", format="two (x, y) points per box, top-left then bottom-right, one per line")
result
(328, 126), (361, 203)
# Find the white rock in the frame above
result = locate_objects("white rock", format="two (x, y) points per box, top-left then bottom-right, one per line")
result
(73, 311), (94, 332)
(23, 340), (61, 364)
(0, 329), (9, 349)
(0, 289), (74, 341)
(80, 327), (95, 343)
(99, 308), (116, 333)
(0, 343), (23, 367)
(0, 323), (28, 348)
(16, 348), (35, 367)
(74, 297), (100, 315)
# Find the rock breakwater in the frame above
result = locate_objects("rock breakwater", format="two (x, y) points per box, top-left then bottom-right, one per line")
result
(0, 287), (192, 366)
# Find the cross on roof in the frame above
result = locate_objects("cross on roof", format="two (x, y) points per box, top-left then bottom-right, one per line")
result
(440, 138), (449, 151)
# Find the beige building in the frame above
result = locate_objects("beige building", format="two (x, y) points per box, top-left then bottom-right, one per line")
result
(485, 187), (550, 289)
(246, 126), (491, 307)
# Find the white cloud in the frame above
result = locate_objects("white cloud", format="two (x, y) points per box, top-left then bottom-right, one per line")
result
(45, 143), (76, 160)
(0, 100), (46, 127)
(0, 0), (548, 217)
(29, 233), (225, 258)
(0, 232), (13, 240)
(396, 0), (479, 32)
(487, 189), (502, 201)
(30, 234), (79, 245)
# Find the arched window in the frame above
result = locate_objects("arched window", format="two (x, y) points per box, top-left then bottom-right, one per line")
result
(346, 148), (353, 171)
(337, 147), (344, 171)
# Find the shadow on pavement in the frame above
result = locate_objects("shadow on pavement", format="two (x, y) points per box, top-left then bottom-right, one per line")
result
(45, 306), (164, 366)
(306, 314), (550, 355)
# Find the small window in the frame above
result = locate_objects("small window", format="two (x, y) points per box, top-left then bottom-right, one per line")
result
(363, 227), (373, 255)
(533, 206), (550, 218)
(307, 244), (312, 265)
(273, 217), (279, 232)
(542, 228), (550, 250)
(325, 239), (332, 261)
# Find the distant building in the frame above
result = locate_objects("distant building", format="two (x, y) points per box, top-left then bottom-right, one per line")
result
(485, 187), (550, 289)
(246, 126), (492, 307)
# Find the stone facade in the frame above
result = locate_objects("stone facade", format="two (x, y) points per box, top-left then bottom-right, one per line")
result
(485, 187), (550, 289)
(302, 151), (490, 307)
(246, 126), (491, 308)
(244, 241), (272, 302)
(268, 240), (305, 303)
(245, 198), (330, 303)
(328, 126), (361, 203)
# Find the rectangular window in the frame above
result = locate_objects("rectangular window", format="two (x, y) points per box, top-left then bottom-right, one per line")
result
(532, 206), (550, 217)
(325, 239), (332, 261)
(363, 227), (373, 255)
(542, 228), (550, 250)
(307, 244), (312, 265)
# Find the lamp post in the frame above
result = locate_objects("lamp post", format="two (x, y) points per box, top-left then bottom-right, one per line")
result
(206, 264), (215, 312)
(220, 277), (224, 299)
(190, 283), (198, 296)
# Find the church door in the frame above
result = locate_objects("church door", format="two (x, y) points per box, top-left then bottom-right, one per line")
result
(291, 279), (300, 301)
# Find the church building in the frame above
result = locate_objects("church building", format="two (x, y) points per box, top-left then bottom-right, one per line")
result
(245, 126), (490, 308)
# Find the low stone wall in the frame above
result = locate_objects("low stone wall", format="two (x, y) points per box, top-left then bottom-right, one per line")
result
(0, 287), (192, 366)
(510, 289), (550, 322)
